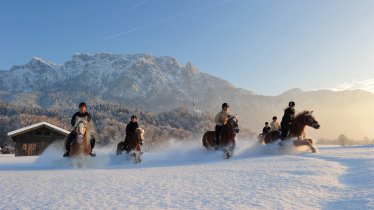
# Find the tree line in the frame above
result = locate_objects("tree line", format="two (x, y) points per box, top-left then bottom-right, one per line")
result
(0, 102), (222, 153)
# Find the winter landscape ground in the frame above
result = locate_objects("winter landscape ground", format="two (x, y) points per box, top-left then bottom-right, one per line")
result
(0, 139), (373, 210)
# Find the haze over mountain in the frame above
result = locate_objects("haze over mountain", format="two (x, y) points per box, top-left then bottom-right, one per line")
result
(1, 53), (373, 140)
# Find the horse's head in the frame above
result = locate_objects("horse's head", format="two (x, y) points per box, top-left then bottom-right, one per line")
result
(227, 115), (240, 134)
(299, 111), (320, 129)
(74, 116), (88, 143)
(135, 128), (145, 144)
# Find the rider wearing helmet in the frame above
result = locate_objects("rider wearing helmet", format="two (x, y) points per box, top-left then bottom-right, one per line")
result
(63, 102), (96, 157)
(123, 115), (139, 153)
(280, 101), (296, 140)
(262, 122), (270, 136)
(215, 103), (231, 147)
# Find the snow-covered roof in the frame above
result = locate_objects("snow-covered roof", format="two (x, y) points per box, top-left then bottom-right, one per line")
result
(7, 122), (70, 138)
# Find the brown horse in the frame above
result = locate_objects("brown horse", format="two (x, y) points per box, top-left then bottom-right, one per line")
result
(117, 128), (144, 163)
(202, 115), (240, 159)
(261, 110), (320, 153)
(64, 116), (92, 157)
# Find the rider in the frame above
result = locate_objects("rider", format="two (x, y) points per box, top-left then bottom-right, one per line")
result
(261, 122), (270, 136)
(123, 115), (139, 153)
(270, 116), (281, 132)
(63, 102), (96, 157)
(215, 103), (231, 147)
(280, 101), (296, 140)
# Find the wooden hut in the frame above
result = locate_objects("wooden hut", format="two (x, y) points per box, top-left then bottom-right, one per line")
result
(7, 122), (70, 156)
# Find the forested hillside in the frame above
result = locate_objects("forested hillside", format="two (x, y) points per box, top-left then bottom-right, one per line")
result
(0, 101), (255, 153)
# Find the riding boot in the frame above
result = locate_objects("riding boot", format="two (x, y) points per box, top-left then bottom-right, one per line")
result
(90, 137), (96, 150)
(215, 125), (222, 148)
(87, 137), (95, 156)
(215, 135), (220, 150)
(123, 136), (130, 152)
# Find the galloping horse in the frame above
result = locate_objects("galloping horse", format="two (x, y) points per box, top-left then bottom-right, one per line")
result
(65, 116), (92, 157)
(202, 115), (240, 159)
(261, 110), (320, 153)
(117, 128), (145, 163)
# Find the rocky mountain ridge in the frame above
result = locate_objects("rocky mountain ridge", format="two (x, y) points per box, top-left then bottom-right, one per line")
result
(1, 53), (373, 139)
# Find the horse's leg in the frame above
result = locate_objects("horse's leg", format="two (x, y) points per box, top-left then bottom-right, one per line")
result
(223, 141), (235, 159)
(135, 144), (142, 163)
(293, 139), (316, 153)
(84, 136), (91, 155)
(305, 138), (316, 153)
(258, 135), (264, 144)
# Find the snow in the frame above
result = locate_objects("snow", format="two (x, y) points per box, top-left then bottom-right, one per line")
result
(0, 140), (373, 209)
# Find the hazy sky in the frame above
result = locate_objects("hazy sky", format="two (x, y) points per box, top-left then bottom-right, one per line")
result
(1, 0), (373, 95)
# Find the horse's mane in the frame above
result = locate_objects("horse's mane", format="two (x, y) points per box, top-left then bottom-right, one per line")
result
(74, 117), (94, 138)
(294, 110), (312, 120)
(228, 115), (239, 120)
(136, 127), (144, 134)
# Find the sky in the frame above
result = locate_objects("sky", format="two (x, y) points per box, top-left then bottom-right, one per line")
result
(1, 0), (374, 95)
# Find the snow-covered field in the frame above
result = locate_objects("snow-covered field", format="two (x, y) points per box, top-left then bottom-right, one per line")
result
(0, 140), (373, 210)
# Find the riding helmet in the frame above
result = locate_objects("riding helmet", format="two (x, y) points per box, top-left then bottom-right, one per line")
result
(222, 103), (230, 108)
(288, 101), (295, 106)
(79, 102), (87, 108)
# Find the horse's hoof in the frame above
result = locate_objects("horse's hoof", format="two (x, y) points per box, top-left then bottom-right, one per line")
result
(311, 148), (317, 153)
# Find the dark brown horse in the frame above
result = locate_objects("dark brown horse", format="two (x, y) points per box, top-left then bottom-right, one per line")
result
(117, 128), (144, 163)
(64, 116), (92, 157)
(202, 115), (240, 159)
(261, 111), (320, 153)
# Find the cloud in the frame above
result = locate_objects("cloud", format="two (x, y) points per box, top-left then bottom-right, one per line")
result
(330, 79), (374, 93)
(105, 0), (232, 40)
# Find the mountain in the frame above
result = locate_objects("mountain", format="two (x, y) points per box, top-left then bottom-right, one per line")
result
(0, 53), (242, 110)
(1, 53), (374, 140)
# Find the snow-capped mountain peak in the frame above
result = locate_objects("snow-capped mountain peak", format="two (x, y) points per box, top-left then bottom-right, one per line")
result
(0, 53), (238, 111)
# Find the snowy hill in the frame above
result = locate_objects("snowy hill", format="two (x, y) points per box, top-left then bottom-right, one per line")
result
(0, 141), (373, 209)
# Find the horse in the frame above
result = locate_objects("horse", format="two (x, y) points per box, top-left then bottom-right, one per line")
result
(261, 110), (320, 153)
(116, 128), (145, 163)
(64, 116), (92, 157)
(202, 115), (240, 159)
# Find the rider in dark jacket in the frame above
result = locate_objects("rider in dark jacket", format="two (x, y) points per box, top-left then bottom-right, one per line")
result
(63, 102), (96, 157)
(262, 122), (270, 136)
(123, 115), (139, 152)
(280, 101), (296, 140)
